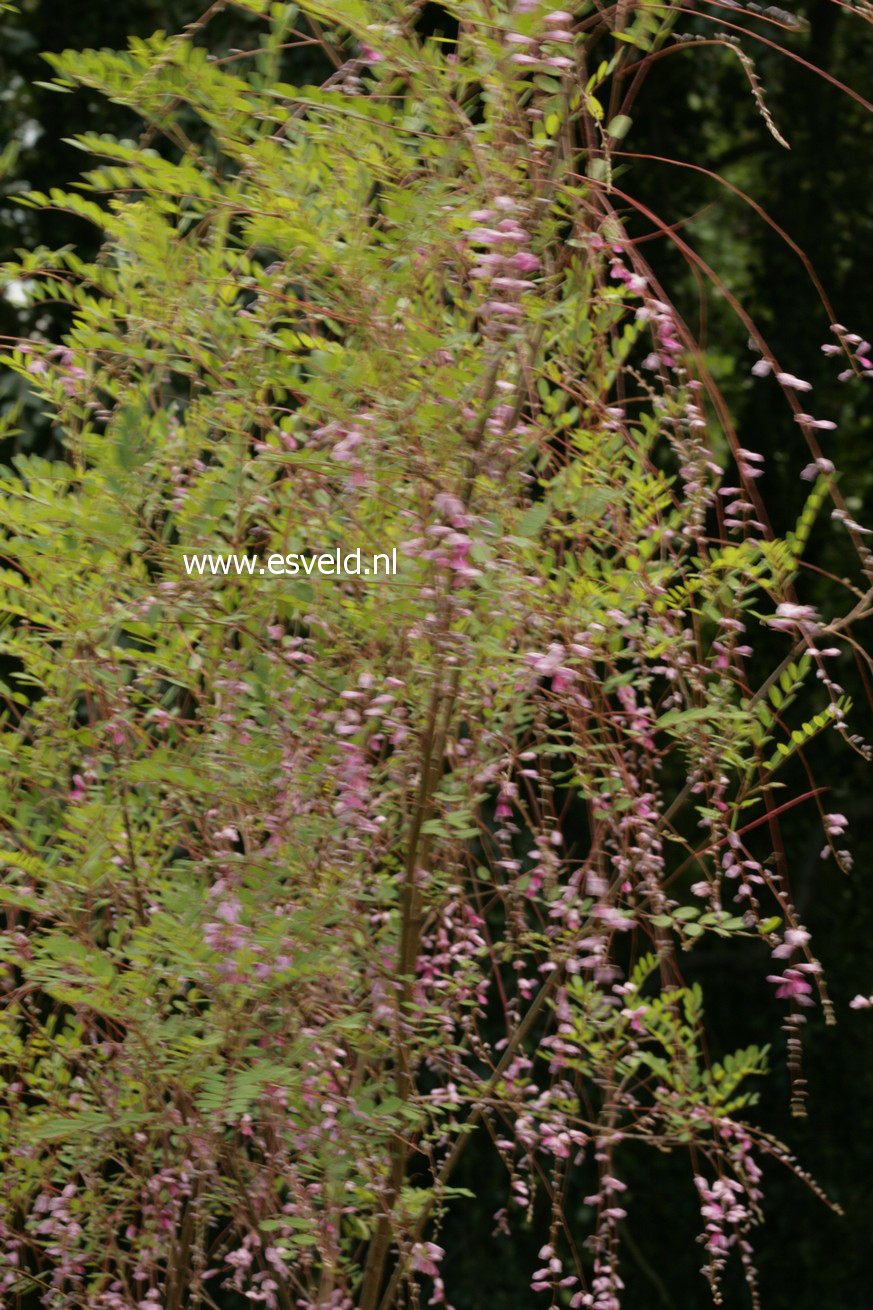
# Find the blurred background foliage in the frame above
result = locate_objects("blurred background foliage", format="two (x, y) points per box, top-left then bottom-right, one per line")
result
(2, 1), (871, 1305)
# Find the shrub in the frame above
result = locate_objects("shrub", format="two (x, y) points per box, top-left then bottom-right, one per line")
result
(0, 3), (869, 1308)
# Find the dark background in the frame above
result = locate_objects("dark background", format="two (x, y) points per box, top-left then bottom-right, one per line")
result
(2, 2), (871, 1305)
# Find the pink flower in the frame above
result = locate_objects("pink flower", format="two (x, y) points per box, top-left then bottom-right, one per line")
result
(776, 371), (812, 391)
(800, 457), (834, 480)
(412, 1242), (444, 1277)
(767, 602), (820, 632)
(469, 227), (517, 244)
(770, 927), (811, 959)
(794, 414), (837, 430)
(766, 968), (814, 1004)
(621, 1005), (648, 1033)
(849, 994), (873, 1009)
(528, 644), (566, 676)
(591, 906), (633, 932)
(215, 895), (242, 924)
(213, 824), (239, 843)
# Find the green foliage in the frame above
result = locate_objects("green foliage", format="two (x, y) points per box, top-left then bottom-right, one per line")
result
(0, 3), (867, 1308)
